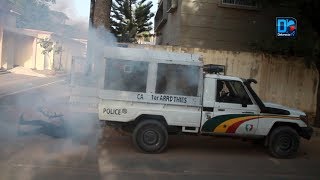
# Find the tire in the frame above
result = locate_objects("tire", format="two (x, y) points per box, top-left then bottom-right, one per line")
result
(268, 126), (300, 159)
(132, 120), (168, 153)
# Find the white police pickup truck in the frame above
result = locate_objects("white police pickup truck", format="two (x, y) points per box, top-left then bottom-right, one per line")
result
(98, 47), (313, 158)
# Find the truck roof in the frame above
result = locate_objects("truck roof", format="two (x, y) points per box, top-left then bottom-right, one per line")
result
(104, 47), (202, 65)
(205, 73), (243, 82)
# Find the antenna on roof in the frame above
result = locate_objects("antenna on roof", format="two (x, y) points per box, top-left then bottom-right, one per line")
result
(203, 64), (225, 75)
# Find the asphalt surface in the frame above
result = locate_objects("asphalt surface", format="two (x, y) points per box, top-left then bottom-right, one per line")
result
(0, 73), (64, 98)
(0, 73), (320, 180)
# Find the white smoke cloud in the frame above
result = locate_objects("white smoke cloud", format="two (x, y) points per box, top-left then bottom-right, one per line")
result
(50, 0), (90, 25)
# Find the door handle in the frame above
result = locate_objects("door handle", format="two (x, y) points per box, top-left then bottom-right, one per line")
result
(218, 109), (225, 111)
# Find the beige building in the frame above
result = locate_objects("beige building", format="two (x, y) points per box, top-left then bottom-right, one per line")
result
(136, 33), (156, 45)
(0, 1), (86, 73)
(0, 0), (18, 70)
(0, 27), (87, 72)
(154, 0), (299, 50)
(0, 1), (87, 71)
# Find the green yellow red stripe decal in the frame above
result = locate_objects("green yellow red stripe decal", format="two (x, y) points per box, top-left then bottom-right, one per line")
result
(201, 114), (249, 132)
(201, 114), (300, 133)
(214, 116), (259, 133)
(225, 118), (258, 133)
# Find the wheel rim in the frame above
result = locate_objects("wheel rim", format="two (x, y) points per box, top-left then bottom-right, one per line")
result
(276, 135), (293, 151)
(143, 130), (159, 145)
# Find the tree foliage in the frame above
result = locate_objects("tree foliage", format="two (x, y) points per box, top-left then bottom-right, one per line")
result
(111, 0), (154, 42)
(38, 38), (54, 55)
(7, 0), (87, 38)
(9, 0), (60, 30)
(255, 1), (319, 64)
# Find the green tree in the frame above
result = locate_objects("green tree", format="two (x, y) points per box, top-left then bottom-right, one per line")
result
(301, 0), (320, 127)
(9, 0), (56, 30)
(111, 0), (154, 42)
(38, 38), (54, 55)
(86, 0), (112, 76)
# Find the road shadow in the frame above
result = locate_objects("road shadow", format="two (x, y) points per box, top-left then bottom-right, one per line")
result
(98, 132), (268, 157)
(97, 130), (319, 180)
(97, 130), (316, 159)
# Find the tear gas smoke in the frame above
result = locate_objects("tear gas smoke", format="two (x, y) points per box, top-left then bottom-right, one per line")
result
(0, 1), (202, 179)
(0, 1), (113, 178)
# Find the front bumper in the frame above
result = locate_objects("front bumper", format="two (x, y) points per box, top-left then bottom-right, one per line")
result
(300, 127), (313, 140)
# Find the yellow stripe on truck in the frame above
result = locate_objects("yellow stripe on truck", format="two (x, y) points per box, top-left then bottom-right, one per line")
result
(213, 116), (260, 133)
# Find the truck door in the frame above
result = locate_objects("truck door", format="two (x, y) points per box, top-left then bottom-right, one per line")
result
(201, 79), (260, 136)
(200, 77), (215, 133)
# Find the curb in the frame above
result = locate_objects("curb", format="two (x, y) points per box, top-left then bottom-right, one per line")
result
(0, 71), (10, 75)
(55, 73), (68, 77)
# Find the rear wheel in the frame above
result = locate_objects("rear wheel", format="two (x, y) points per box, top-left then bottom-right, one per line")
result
(132, 120), (168, 153)
(268, 126), (300, 158)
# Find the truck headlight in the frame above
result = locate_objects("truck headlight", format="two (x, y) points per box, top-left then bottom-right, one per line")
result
(300, 115), (309, 125)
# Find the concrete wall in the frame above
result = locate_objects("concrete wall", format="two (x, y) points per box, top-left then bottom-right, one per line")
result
(156, 0), (182, 45)
(0, 27), (85, 72)
(0, 11), (17, 69)
(59, 45), (72, 72)
(128, 44), (318, 115)
(1, 31), (15, 69)
(14, 34), (36, 68)
(56, 39), (86, 73)
(0, 27), (3, 68)
(0, 31), (51, 70)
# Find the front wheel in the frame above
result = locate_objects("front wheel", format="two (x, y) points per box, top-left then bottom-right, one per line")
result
(268, 126), (300, 158)
(132, 120), (168, 153)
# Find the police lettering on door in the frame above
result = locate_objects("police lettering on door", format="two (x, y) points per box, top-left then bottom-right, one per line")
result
(103, 108), (127, 115)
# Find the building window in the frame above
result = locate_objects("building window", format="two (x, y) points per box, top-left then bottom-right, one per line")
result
(155, 64), (200, 97)
(221, 0), (258, 8)
(154, 0), (168, 31)
(104, 59), (149, 92)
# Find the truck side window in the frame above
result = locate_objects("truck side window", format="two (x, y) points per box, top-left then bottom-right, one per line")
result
(155, 63), (200, 96)
(104, 59), (149, 92)
(216, 80), (253, 105)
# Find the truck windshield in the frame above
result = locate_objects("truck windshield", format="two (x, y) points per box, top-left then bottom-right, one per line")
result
(216, 80), (253, 104)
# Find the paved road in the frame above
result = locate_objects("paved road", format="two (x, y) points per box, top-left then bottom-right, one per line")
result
(0, 74), (320, 180)
(0, 73), (65, 98)
(98, 135), (320, 180)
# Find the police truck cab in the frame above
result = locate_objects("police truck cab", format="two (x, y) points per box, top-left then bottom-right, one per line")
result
(98, 47), (313, 158)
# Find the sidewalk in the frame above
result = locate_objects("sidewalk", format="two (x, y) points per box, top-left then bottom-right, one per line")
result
(0, 66), (67, 77)
(33, 69), (67, 77)
(0, 69), (9, 75)
(0, 70), (66, 99)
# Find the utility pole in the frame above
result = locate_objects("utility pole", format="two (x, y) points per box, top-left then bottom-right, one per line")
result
(89, 0), (95, 26)
(92, 0), (111, 29)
